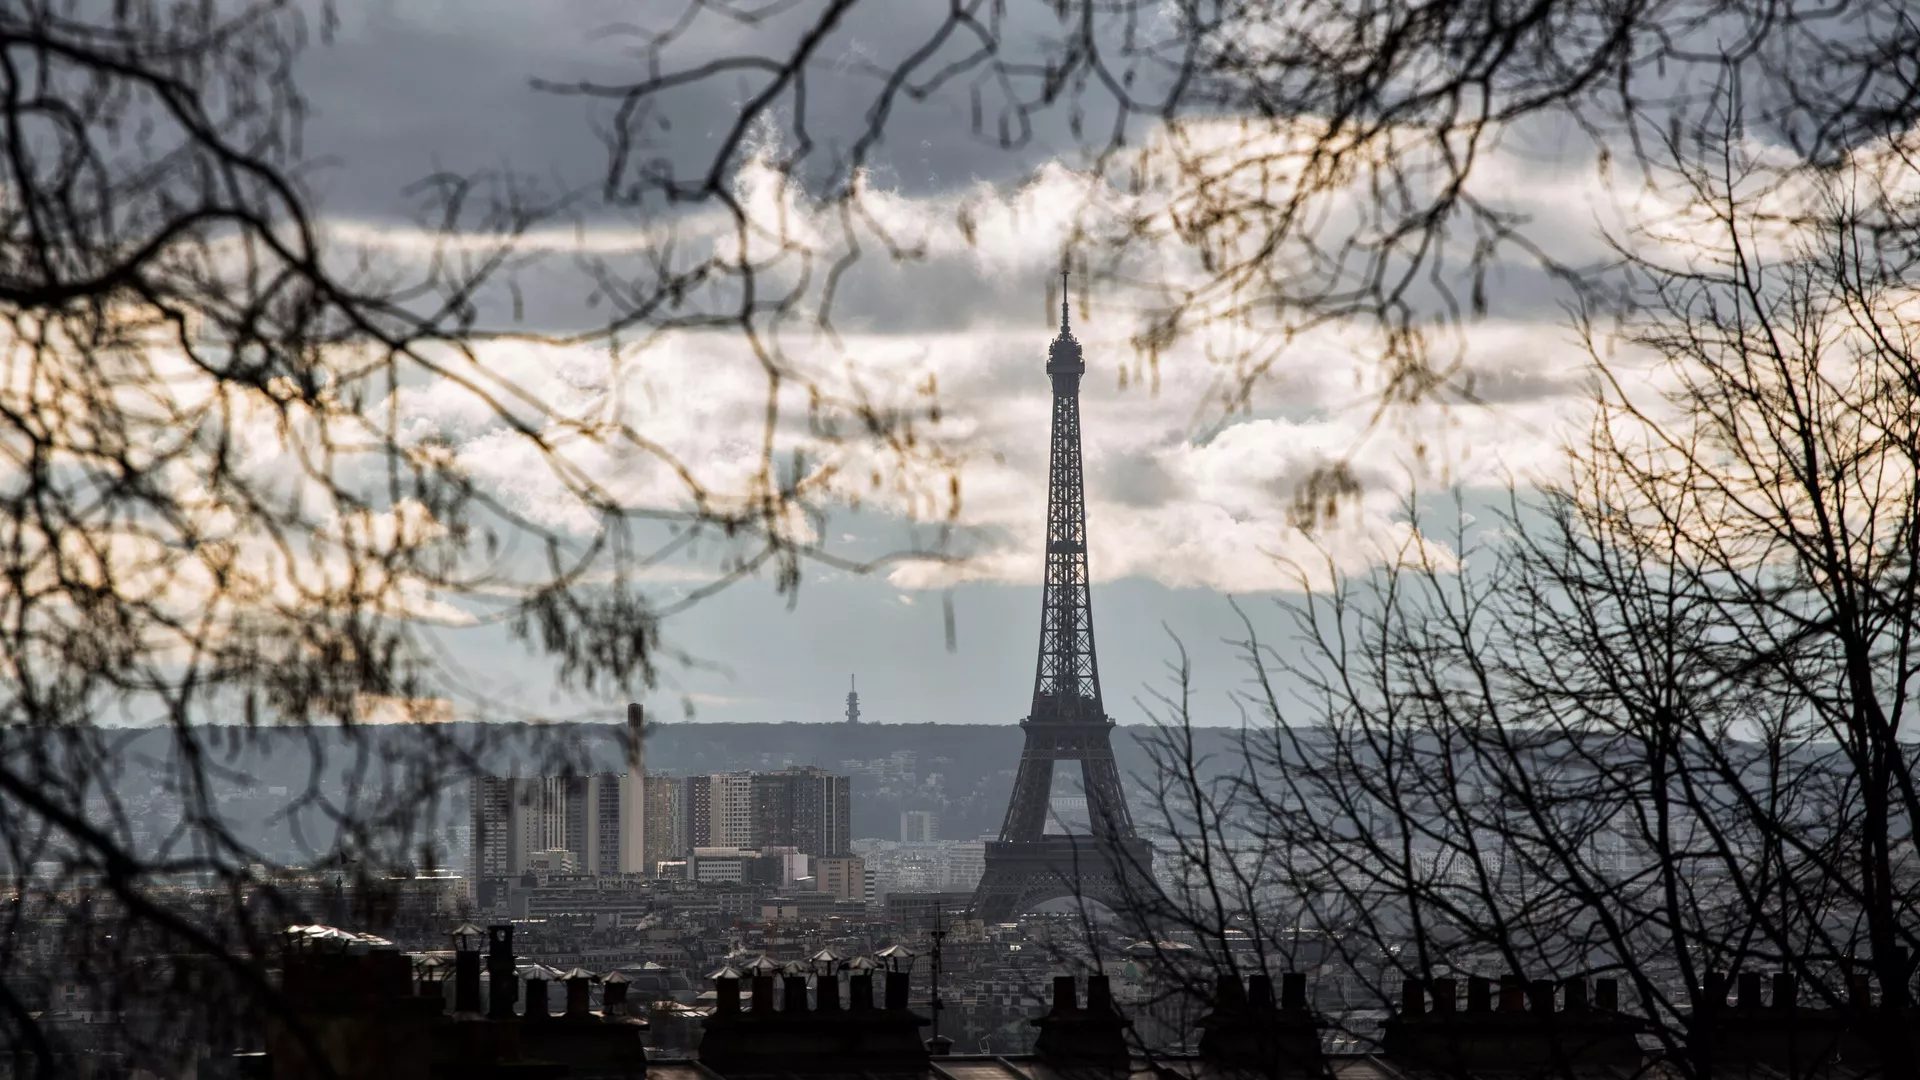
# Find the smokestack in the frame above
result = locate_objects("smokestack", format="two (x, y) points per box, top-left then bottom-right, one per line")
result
(619, 703), (647, 875)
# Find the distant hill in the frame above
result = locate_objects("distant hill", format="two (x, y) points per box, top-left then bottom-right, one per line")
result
(49, 721), (1247, 865)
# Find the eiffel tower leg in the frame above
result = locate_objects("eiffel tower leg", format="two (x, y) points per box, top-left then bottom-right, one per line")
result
(1000, 750), (1055, 841)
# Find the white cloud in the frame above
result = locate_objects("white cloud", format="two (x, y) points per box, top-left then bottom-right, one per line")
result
(321, 121), (1707, 597)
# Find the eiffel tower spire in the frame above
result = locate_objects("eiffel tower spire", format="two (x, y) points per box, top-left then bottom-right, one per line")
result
(970, 276), (1151, 922)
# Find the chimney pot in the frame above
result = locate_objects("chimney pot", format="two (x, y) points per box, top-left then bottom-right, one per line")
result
(1249, 974), (1276, 1011)
(525, 972), (552, 1021)
(1468, 976), (1492, 1013)
(817, 971), (841, 1012)
(1702, 971), (1729, 1009)
(884, 970), (910, 1011)
(1281, 972), (1307, 1011)
(1887, 947), (1913, 1008)
(1431, 977), (1458, 1013)
(1527, 979), (1554, 1014)
(1087, 975), (1114, 1015)
(1499, 974), (1526, 1013)
(1772, 972), (1797, 1009)
(1562, 978), (1588, 1012)
(783, 974), (811, 1013)
(1595, 978), (1619, 1012)
(1052, 975), (1078, 1014)
(1737, 971), (1762, 1009)
(849, 972), (875, 1011)
(454, 951), (482, 1014)
(565, 973), (592, 1019)
(1848, 971), (1873, 1010)
(1215, 975), (1247, 1010)
(486, 925), (517, 1020)
(717, 977), (741, 1016)
(1402, 979), (1426, 1016)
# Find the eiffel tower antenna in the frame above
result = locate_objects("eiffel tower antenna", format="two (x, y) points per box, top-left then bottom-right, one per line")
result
(970, 277), (1152, 922)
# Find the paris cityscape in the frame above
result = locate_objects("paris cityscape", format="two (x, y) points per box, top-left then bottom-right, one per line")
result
(7, 1), (1920, 1079)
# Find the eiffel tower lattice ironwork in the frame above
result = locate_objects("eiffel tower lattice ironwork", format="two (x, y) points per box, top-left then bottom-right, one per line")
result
(970, 276), (1153, 922)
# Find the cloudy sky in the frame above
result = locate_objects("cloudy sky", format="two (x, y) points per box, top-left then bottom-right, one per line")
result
(291, 0), (1621, 727)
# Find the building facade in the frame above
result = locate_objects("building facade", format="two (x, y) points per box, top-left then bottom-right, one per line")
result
(643, 774), (682, 870)
(710, 773), (756, 849)
(901, 809), (938, 843)
(815, 854), (866, 903)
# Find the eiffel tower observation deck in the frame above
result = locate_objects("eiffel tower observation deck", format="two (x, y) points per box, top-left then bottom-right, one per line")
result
(970, 277), (1154, 923)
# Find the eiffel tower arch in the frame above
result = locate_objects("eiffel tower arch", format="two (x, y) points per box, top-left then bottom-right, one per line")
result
(970, 278), (1154, 923)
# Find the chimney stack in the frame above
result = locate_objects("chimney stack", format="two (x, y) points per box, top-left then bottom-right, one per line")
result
(1499, 974), (1526, 1013)
(1032, 975), (1131, 1067)
(1431, 977), (1457, 1013)
(1595, 978), (1619, 1012)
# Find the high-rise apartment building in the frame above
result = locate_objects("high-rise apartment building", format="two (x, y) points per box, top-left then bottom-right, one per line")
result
(682, 774), (712, 849)
(561, 774), (624, 876)
(750, 767), (850, 858)
(711, 773), (756, 848)
(642, 774), (681, 871)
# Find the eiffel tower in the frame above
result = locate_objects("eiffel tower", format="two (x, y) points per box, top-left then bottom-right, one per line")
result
(970, 276), (1153, 922)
